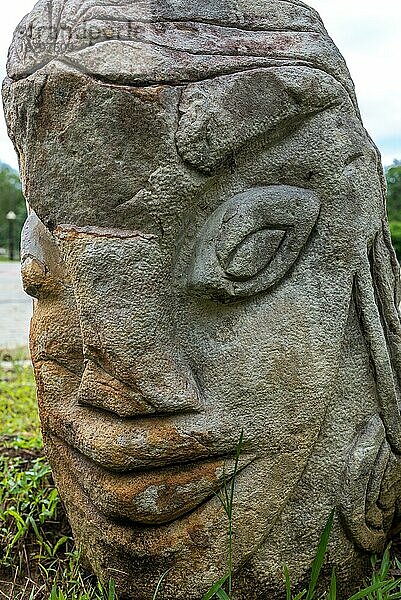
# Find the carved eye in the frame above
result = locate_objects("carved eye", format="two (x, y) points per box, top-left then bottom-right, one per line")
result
(220, 228), (286, 280)
(188, 185), (320, 301)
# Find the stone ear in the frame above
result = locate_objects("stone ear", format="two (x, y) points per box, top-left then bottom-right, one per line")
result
(188, 185), (320, 301)
(339, 414), (401, 553)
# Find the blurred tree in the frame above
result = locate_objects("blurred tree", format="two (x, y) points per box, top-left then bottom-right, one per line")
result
(386, 160), (401, 222)
(0, 162), (26, 259)
(389, 220), (401, 260)
(386, 161), (401, 261)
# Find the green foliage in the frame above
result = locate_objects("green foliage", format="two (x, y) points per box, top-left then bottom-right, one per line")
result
(283, 509), (335, 600)
(49, 575), (118, 600)
(284, 513), (401, 600)
(389, 221), (401, 261)
(305, 509), (335, 600)
(0, 161), (26, 257)
(0, 454), (61, 566)
(327, 569), (337, 600)
(0, 449), (117, 600)
(201, 575), (231, 600)
(347, 547), (401, 599)
(0, 360), (117, 599)
(0, 358), (41, 448)
(386, 162), (401, 222)
(200, 430), (244, 600)
(386, 161), (401, 261)
(348, 548), (401, 599)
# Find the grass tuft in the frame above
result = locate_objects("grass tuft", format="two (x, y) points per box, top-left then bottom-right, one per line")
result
(0, 356), (41, 450)
(0, 354), (118, 599)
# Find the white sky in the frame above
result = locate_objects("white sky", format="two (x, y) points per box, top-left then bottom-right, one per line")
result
(0, 0), (400, 170)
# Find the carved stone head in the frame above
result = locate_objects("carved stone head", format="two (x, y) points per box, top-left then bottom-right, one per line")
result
(3, 1), (401, 598)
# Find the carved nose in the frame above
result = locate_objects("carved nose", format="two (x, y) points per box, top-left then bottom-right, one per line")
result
(55, 226), (201, 416)
(78, 355), (201, 417)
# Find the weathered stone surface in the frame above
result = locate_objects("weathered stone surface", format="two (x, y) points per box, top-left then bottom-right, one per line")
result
(3, 1), (401, 598)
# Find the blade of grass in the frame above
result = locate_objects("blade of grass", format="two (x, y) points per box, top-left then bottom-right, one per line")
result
(326, 568), (336, 600)
(201, 574), (230, 600)
(348, 579), (400, 600)
(152, 568), (173, 600)
(378, 544), (391, 581)
(293, 591), (307, 600)
(305, 508), (335, 600)
(283, 564), (292, 600)
(108, 579), (116, 600)
(229, 430), (244, 517)
(227, 429), (244, 598)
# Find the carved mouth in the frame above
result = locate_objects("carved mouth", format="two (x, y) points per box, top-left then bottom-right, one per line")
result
(40, 362), (243, 471)
(40, 364), (254, 523)
(54, 438), (253, 525)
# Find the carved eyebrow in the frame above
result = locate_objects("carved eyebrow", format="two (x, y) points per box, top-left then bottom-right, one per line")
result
(175, 66), (348, 175)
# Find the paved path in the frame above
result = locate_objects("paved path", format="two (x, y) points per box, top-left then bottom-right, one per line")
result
(0, 261), (32, 349)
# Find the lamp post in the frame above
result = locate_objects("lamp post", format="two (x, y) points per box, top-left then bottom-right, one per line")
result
(6, 211), (17, 261)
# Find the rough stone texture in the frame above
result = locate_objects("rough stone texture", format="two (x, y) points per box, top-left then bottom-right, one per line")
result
(3, 1), (401, 598)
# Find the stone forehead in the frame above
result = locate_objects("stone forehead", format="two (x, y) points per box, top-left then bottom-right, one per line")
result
(10, 0), (324, 35)
(6, 0), (355, 103)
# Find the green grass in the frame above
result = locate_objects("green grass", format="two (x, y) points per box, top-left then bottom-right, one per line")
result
(0, 347), (31, 361)
(0, 354), (118, 599)
(0, 449), (118, 599)
(0, 450), (116, 598)
(201, 431), (244, 600)
(0, 353), (41, 450)
(0, 256), (20, 262)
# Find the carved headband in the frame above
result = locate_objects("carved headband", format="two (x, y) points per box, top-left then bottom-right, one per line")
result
(7, 0), (357, 110)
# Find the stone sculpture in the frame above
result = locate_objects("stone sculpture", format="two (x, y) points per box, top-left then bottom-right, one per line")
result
(3, 1), (401, 598)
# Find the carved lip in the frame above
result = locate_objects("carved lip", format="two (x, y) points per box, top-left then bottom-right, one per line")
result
(45, 392), (242, 471)
(57, 438), (254, 525)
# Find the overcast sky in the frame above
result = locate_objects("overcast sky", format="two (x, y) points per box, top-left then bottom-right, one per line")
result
(0, 0), (400, 170)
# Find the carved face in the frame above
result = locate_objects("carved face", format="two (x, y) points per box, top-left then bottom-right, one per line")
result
(4, 1), (401, 598)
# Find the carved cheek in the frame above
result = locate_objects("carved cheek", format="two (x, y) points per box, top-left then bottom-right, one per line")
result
(188, 185), (320, 301)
